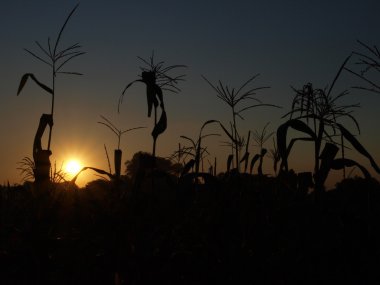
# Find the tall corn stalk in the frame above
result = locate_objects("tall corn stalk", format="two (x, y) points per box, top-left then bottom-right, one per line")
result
(119, 52), (186, 158)
(98, 115), (145, 178)
(17, 4), (85, 151)
(203, 74), (278, 173)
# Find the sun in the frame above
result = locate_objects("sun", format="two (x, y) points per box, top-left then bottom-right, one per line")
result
(64, 159), (82, 176)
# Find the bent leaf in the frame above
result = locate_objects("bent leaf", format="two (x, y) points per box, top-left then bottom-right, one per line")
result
(151, 110), (167, 139)
(331, 158), (371, 179)
(338, 123), (380, 173)
(250, 154), (261, 174)
(182, 159), (195, 176)
(71, 166), (114, 184)
(277, 119), (316, 170)
(17, 73), (53, 95)
(219, 122), (238, 144)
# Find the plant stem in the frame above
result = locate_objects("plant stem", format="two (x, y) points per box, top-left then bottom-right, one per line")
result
(232, 107), (240, 173)
(152, 107), (157, 158)
(47, 64), (56, 151)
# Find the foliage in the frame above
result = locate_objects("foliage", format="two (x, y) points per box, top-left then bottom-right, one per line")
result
(17, 4), (84, 150)
(203, 74), (279, 172)
(118, 52), (186, 157)
(251, 123), (274, 175)
(179, 120), (220, 175)
(277, 57), (379, 189)
(98, 115), (145, 150)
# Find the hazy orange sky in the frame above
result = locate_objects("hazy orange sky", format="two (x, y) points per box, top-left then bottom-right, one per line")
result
(1, 0), (379, 187)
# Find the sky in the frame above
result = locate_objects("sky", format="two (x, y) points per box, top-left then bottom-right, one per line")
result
(0, 0), (379, 187)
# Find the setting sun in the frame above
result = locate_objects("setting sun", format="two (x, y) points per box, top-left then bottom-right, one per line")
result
(65, 160), (82, 176)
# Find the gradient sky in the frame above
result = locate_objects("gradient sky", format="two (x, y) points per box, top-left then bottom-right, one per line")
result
(1, 0), (379, 187)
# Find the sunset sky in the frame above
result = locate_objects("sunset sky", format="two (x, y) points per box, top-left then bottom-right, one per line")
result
(1, 0), (379, 187)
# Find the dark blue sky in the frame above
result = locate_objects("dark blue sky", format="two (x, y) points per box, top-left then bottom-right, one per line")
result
(1, 0), (379, 186)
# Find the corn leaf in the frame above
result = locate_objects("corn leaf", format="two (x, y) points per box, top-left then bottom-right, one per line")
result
(331, 158), (371, 179)
(219, 122), (238, 144)
(277, 119), (316, 170)
(250, 154), (261, 174)
(71, 166), (114, 184)
(182, 159), (195, 176)
(337, 123), (380, 173)
(17, 73), (53, 95)
(151, 110), (167, 139)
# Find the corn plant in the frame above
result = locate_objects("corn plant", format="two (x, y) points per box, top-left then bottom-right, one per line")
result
(118, 52), (186, 158)
(98, 115), (145, 178)
(179, 120), (220, 176)
(17, 4), (84, 151)
(203, 74), (278, 173)
(277, 57), (380, 190)
(252, 123), (274, 175)
(268, 137), (281, 175)
(220, 129), (250, 173)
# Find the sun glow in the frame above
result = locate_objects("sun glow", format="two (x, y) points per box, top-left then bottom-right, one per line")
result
(65, 159), (82, 176)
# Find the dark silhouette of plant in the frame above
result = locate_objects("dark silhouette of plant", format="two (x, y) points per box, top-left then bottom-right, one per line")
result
(268, 137), (281, 175)
(252, 123), (274, 175)
(203, 74), (278, 173)
(221, 130), (251, 173)
(17, 157), (35, 182)
(118, 52), (186, 158)
(180, 120), (220, 175)
(277, 57), (380, 190)
(345, 41), (380, 94)
(17, 156), (68, 183)
(98, 115), (145, 178)
(17, 4), (84, 151)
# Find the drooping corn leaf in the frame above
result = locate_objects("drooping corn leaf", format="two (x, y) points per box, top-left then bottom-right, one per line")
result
(219, 122), (238, 144)
(277, 119), (316, 170)
(337, 123), (380, 173)
(200, 120), (219, 134)
(250, 154), (261, 174)
(151, 110), (167, 139)
(182, 159), (195, 176)
(71, 166), (114, 184)
(331, 158), (371, 179)
(17, 73), (53, 95)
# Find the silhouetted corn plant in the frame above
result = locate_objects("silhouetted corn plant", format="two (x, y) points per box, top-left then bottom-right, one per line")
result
(345, 41), (380, 94)
(277, 57), (380, 189)
(203, 74), (278, 172)
(220, 129), (249, 172)
(98, 115), (145, 178)
(252, 123), (273, 175)
(180, 120), (220, 175)
(17, 4), (84, 151)
(119, 52), (186, 158)
(268, 137), (281, 175)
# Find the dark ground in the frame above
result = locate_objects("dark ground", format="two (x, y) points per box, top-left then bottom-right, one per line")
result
(1, 174), (379, 284)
